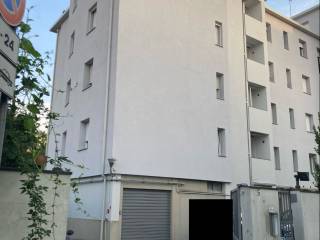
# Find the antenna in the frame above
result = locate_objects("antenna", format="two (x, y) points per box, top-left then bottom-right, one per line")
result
(289, 0), (293, 16)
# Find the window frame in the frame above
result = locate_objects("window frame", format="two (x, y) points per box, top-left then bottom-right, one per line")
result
(87, 3), (97, 34)
(65, 79), (72, 106)
(79, 118), (90, 151)
(283, 31), (289, 50)
(271, 103), (278, 125)
(298, 39), (307, 58)
(289, 108), (295, 129)
(292, 150), (298, 172)
(83, 58), (94, 90)
(217, 128), (226, 157)
(266, 23), (272, 42)
(69, 31), (75, 57)
(302, 75), (311, 95)
(305, 113), (314, 133)
(268, 61), (275, 82)
(215, 21), (223, 47)
(216, 72), (224, 100)
(61, 131), (67, 156)
(274, 147), (281, 170)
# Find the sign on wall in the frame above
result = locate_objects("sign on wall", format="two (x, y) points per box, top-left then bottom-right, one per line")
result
(0, 0), (26, 27)
(0, 17), (19, 98)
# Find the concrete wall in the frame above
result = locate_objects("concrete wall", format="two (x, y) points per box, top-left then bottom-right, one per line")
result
(291, 190), (320, 240)
(292, 6), (320, 36)
(0, 170), (71, 240)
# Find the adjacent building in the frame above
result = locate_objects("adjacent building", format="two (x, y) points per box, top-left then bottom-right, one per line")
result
(47, 0), (320, 239)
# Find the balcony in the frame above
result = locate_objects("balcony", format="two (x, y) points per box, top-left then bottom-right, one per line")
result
(249, 107), (271, 133)
(246, 36), (265, 64)
(245, 14), (265, 42)
(252, 157), (276, 185)
(250, 132), (270, 160)
(247, 59), (268, 86)
(245, 0), (262, 22)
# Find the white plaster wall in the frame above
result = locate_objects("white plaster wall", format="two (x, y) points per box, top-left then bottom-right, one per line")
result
(266, 13), (320, 188)
(113, 0), (249, 185)
(0, 170), (70, 240)
(47, 0), (113, 177)
(293, 8), (320, 36)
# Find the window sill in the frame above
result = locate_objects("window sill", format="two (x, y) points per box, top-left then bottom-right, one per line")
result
(272, 123), (278, 125)
(78, 147), (88, 152)
(82, 83), (93, 91)
(218, 155), (227, 158)
(65, 103), (69, 108)
(306, 131), (315, 134)
(251, 157), (271, 161)
(69, 52), (73, 59)
(87, 27), (96, 36)
(215, 44), (223, 48)
(290, 127), (296, 130)
(216, 97), (225, 101)
(303, 92), (311, 96)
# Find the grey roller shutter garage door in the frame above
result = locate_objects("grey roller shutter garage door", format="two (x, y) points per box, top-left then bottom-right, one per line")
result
(121, 189), (171, 240)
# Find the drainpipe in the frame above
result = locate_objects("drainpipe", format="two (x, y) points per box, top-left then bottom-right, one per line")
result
(100, 0), (116, 239)
(242, 0), (253, 186)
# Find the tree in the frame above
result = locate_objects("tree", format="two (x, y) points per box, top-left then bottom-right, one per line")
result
(313, 113), (320, 191)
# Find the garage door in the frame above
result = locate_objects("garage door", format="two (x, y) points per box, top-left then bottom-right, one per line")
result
(121, 189), (171, 240)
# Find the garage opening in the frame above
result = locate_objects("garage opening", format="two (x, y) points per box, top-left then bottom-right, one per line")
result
(121, 189), (171, 240)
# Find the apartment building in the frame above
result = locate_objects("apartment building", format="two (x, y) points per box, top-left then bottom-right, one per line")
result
(47, 0), (319, 239)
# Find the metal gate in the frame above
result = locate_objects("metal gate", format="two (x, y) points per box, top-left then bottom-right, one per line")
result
(121, 189), (171, 240)
(278, 191), (295, 240)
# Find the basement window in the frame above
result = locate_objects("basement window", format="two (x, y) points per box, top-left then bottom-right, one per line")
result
(216, 72), (224, 100)
(218, 128), (226, 157)
(274, 147), (281, 170)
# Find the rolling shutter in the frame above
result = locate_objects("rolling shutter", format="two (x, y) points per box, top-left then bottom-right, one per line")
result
(121, 189), (171, 240)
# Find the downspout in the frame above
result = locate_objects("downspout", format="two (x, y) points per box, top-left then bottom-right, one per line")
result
(100, 0), (116, 239)
(241, 0), (253, 186)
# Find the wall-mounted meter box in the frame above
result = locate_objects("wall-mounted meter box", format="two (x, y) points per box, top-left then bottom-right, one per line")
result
(269, 207), (279, 237)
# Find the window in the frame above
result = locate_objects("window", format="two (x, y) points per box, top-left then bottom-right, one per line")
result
(79, 119), (89, 150)
(65, 79), (71, 106)
(301, 20), (309, 26)
(268, 61), (274, 82)
(274, 147), (280, 170)
(289, 108), (295, 129)
(299, 39), (307, 58)
(61, 131), (67, 156)
(216, 73), (224, 100)
(305, 113), (314, 132)
(207, 182), (223, 193)
(309, 154), (318, 174)
(69, 31), (75, 57)
(83, 58), (93, 90)
(286, 68), (292, 89)
(283, 31), (289, 50)
(215, 21), (223, 47)
(302, 75), (311, 94)
(292, 150), (298, 172)
(88, 3), (97, 33)
(218, 128), (226, 157)
(271, 103), (277, 125)
(266, 23), (272, 42)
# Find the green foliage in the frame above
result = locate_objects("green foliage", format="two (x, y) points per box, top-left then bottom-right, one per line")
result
(313, 113), (320, 191)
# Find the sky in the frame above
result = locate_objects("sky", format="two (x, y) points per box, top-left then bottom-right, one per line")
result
(25, 0), (319, 94)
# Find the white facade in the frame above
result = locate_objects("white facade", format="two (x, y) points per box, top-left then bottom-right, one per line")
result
(292, 4), (320, 36)
(47, 0), (319, 239)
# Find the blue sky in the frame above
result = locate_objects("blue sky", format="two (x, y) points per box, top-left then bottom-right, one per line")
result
(25, 0), (319, 91)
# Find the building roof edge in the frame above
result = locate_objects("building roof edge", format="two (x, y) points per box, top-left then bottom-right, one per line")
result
(265, 7), (320, 40)
(50, 9), (70, 33)
(291, 4), (320, 19)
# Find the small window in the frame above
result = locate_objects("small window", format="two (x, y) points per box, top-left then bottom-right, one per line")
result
(79, 119), (90, 150)
(215, 21), (223, 47)
(88, 3), (97, 33)
(268, 61), (274, 82)
(274, 147), (280, 170)
(305, 113), (314, 132)
(61, 131), (67, 156)
(271, 103), (277, 125)
(317, 48), (320, 73)
(301, 20), (309, 26)
(302, 75), (311, 94)
(83, 58), (94, 90)
(283, 31), (289, 50)
(266, 23), (272, 42)
(289, 108), (295, 129)
(65, 79), (71, 106)
(292, 150), (298, 172)
(299, 39), (307, 58)
(218, 128), (226, 157)
(286, 68), (292, 89)
(216, 73), (224, 100)
(69, 31), (75, 57)
(309, 154), (318, 174)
